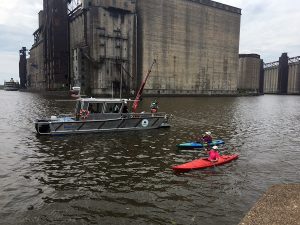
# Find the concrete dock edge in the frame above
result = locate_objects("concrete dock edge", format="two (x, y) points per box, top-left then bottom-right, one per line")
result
(239, 184), (300, 225)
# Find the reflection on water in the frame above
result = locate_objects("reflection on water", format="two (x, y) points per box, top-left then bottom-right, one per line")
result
(0, 90), (300, 225)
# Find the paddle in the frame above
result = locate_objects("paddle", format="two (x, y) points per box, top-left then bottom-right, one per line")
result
(190, 134), (202, 143)
(202, 157), (217, 169)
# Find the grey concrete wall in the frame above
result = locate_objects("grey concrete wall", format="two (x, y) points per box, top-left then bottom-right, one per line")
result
(264, 67), (278, 94)
(30, 0), (242, 96)
(69, 12), (87, 89)
(69, 1), (135, 96)
(88, 7), (135, 96)
(27, 42), (45, 90)
(287, 62), (300, 94)
(238, 54), (261, 93)
(82, 0), (135, 12)
(136, 0), (241, 95)
(70, 13), (85, 48)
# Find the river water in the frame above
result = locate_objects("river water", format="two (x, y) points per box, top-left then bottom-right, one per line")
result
(0, 90), (300, 225)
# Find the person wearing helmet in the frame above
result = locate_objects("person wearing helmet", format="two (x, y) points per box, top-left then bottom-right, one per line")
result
(206, 145), (220, 162)
(202, 131), (213, 143)
(150, 99), (159, 113)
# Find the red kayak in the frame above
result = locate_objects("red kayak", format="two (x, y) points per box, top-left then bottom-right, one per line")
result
(172, 154), (239, 172)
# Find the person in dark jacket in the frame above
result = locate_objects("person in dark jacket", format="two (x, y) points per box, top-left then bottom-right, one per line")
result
(202, 131), (213, 143)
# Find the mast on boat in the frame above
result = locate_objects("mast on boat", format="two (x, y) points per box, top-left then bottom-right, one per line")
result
(132, 59), (156, 113)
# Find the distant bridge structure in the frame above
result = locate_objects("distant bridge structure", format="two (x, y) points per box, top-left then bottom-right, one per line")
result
(264, 54), (300, 94)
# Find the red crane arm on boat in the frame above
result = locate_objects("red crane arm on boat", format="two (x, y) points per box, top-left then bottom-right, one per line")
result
(132, 59), (156, 113)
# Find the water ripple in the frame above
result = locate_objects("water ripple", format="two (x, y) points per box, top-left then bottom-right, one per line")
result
(1, 92), (300, 224)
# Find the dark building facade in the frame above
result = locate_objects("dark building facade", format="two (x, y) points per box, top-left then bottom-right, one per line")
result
(43, 0), (69, 90)
(259, 59), (264, 95)
(277, 53), (289, 94)
(26, 0), (69, 90)
(19, 47), (27, 88)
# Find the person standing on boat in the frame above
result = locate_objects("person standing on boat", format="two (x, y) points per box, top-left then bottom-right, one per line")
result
(88, 104), (96, 113)
(206, 145), (220, 162)
(113, 104), (120, 113)
(122, 103), (129, 113)
(150, 99), (159, 113)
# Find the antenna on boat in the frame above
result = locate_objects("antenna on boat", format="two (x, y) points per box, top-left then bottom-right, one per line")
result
(120, 65), (123, 99)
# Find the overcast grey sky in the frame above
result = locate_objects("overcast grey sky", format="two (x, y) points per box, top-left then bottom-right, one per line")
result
(0, 0), (299, 84)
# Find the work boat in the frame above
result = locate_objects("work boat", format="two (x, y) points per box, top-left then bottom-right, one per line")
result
(35, 60), (170, 135)
(35, 97), (170, 135)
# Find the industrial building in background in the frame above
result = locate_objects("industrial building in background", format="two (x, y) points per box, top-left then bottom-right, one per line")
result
(238, 54), (263, 95)
(69, 0), (136, 96)
(264, 54), (300, 94)
(136, 0), (241, 96)
(23, 0), (242, 96)
(26, 0), (69, 90)
(21, 0), (299, 96)
(43, 0), (69, 90)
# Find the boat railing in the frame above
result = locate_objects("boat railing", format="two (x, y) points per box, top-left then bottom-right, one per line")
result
(53, 112), (167, 117)
(56, 113), (74, 118)
(127, 112), (167, 118)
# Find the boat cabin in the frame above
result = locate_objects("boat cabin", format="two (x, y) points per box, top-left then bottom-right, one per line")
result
(75, 98), (130, 120)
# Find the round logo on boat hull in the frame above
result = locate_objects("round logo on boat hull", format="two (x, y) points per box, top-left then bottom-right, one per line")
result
(141, 119), (149, 127)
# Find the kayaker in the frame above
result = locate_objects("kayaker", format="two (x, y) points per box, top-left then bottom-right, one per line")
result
(202, 131), (213, 143)
(207, 145), (220, 162)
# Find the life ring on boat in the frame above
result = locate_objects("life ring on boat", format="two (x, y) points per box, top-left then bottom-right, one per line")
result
(79, 109), (90, 120)
(141, 119), (149, 127)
